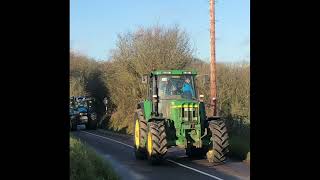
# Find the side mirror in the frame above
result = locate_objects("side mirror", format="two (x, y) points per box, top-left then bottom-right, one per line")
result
(142, 75), (148, 84)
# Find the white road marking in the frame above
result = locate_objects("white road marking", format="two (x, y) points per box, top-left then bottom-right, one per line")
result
(167, 159), (224, 180)
(80, 131), (225, 180)
(81, 131), (134, 149)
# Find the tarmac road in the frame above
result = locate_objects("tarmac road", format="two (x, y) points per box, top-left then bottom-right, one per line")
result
(71, 129), (250, 180)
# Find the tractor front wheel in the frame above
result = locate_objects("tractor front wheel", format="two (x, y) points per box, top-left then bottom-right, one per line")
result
(133, 110), (148, 160)
(206, 120), (230, 165)
(147, 121), (168, 164)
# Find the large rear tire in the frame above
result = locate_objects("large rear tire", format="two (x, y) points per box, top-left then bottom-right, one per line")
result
(147, 121), (167, 164)
(206, 120), (230, 164)
(134, 110), (148, 160)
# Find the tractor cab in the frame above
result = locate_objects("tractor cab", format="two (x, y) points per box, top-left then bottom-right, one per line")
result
(74, 96), (95, 113)
(142, 70), (201, 120)
(76, 98), (88, 113)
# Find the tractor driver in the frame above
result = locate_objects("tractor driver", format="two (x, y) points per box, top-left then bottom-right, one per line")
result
(182, 77), (194, 99)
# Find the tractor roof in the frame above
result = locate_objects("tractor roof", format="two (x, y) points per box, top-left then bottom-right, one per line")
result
(151, 70), (197, 75)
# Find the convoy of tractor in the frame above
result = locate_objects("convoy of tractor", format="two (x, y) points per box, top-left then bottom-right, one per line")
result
(70, 69), (229, 165)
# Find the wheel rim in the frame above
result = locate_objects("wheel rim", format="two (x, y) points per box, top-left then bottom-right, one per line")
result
(134, 119), (140, 148)
(147, 131), (152, 156)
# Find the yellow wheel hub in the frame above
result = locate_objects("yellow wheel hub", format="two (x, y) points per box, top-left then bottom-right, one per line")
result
(147, 131), (152, 156)
(134, 119), (140, 148)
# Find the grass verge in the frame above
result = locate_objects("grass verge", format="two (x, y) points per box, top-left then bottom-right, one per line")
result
(70, 136), (120, 180)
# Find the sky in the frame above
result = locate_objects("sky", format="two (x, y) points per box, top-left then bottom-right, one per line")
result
(70, 0), (250, 63)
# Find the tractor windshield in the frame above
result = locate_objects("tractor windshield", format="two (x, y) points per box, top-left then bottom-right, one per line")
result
(77, 100), (88, 108)
(158, 75), (197, 100)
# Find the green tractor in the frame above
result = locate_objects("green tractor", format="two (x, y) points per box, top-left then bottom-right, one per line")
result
(134, 70), (229, 164)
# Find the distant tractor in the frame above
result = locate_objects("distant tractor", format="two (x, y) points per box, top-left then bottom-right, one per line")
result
(70, 96), (98, 130)
(134, 70), (229, 164)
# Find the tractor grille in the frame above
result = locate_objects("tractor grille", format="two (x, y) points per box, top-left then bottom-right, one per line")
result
(181, 103), (198, 122)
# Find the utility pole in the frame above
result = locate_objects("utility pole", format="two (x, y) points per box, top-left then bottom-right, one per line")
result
(209, 0), (217, 116)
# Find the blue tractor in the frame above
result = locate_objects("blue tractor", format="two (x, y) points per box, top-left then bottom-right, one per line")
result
(70, 96), (97, 130)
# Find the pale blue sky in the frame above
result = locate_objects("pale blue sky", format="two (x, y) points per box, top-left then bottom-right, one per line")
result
(70, 0), (250, 62)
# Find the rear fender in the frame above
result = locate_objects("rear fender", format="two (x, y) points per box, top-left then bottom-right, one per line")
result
(207, 116), (221, 121)
(148, 116), (165, 122)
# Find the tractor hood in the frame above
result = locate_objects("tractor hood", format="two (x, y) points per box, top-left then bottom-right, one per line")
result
(77, 106), (88, 113)
(158, 100), (199, 119)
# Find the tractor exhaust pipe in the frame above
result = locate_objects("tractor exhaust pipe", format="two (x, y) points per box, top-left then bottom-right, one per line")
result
(152, 75), (159, 116)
